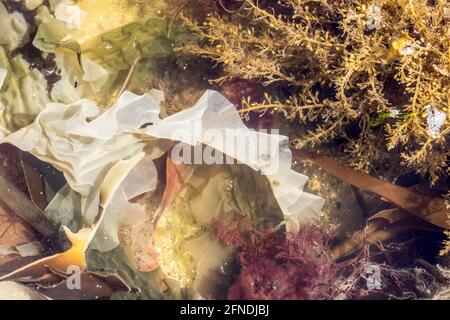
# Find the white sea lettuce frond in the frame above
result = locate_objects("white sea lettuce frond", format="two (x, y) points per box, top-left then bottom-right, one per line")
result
(0, 3), (50, 137)
(2, 90), (323, 252)
(0, 3), (29, 52)
(3, 91), (167, 251)
(143, 90), (325, 229)
(49, 0), (87, 30)
(0, 68), (6, 89)
(33, 1), (174, 106)
(0, 47), (51, 138)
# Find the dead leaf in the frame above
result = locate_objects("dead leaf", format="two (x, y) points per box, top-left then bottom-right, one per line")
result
(0, 203), (37, 247)
(159, 152), (185, 215)
(0, 196), (41, 268)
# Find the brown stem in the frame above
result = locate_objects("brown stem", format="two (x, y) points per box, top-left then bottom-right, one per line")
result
(292, 150), (448, 229)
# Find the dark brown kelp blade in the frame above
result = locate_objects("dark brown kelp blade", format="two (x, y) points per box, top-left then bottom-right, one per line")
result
(292, 150), (448, 229)
(28, 267), (137, 300)
(0, 171), (59, 239)
(5, 266), (135, 300)
(21, 152), (48, 211)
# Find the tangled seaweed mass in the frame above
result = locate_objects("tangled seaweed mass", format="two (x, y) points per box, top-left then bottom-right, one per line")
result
(0, 0), (448, 302)
(180, 0), (449, 183)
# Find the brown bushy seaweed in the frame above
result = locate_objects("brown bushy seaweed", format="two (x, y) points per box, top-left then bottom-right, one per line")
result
(178, 0), (449, 183)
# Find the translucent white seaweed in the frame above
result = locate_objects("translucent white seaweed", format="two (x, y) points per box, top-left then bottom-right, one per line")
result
(0, 281), (47, 300)
(0, 68), (6, 89)
(3, 90), (324, 251)
(49, 0), (86, 30)
(0, 3), (29, 52)
(0, 242), (44, 258)
(144, 90), (324, 230)
(4, 91), (165, 251)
